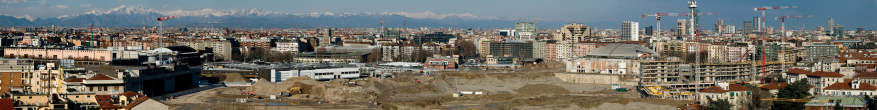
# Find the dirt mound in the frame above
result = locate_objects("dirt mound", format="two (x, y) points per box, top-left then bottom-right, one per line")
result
(515, 84), (569, 95)
(250, 77), (319, 96)
(222, 73), (247, 82)
(440, 72), (485, 79)
(310, 80), (379, 103)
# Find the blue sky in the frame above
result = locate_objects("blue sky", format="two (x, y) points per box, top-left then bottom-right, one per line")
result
(1, 0), (875, 29)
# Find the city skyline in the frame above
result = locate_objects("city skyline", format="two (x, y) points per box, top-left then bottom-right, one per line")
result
(1, 0), (876, 29)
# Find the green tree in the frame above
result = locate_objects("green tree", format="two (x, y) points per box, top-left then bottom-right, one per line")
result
(834, 101), (843, 110)
(865, 95), (877, 110)
(772, 79), (811, 110)
(706, 97), (733, 110)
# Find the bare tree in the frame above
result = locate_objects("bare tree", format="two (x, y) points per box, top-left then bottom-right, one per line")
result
(367, 48), (383, 63)
(458, 40), (478, 59)
(744, 84), (773, 110)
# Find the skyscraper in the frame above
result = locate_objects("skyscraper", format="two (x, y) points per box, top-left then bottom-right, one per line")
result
(833, 25), (844, 38)
(755, 16), (763, 31)
(622, 21), (640, 41)
(715, 19), (724, 34)
(743, 21), (755, 34)
(724, 25), (736, 34)
(644, 26), (654, 36)
(827, 17), (835, 36)
(514, 22), (536, 40)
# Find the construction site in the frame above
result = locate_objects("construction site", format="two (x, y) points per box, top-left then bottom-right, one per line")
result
(639, 58), (788, 100)
(163, 62), (693, 110)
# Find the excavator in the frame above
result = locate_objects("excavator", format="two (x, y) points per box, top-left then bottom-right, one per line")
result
(280, 87), (303, 97)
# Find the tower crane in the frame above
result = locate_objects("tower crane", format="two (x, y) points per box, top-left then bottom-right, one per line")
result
(775, 15), (813, 37)
(753, 5), (797, 83)
(774, 15), (813, 80)
(155, 16), (175, 66)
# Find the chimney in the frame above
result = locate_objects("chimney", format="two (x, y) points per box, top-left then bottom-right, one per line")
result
(852, 79), (861, 90)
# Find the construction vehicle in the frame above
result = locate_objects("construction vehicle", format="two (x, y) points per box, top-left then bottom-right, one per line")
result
(242, 90), (256, 97)
(280, 87), (303, 97)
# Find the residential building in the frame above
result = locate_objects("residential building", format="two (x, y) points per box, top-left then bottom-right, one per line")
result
(698, 84), (751, 110)
(424, 56), (457, 70)
(556, 23), (591, 41)
(489, 40), (533, 59)
(622, 21), (640, 41)
(806, 43), (840, 63)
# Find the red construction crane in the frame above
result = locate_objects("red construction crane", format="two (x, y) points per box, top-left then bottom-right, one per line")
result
(155, 16), (175, 48)
(775, 15), (813, 36)
(753, 5), (798, 84)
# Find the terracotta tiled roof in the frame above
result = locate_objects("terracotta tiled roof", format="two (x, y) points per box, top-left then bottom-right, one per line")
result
(858, 64), (877, 69)
(96, 95), (122, 109)
(700, 86), (727, 93)
(0, 99), (12, 110)
(787, 68), (810, 75)
(786, 68), (845, 77)
(824, 80), (877, 90)
(854, 72), (877, 79)
(124, 96), (151, 109)
(87, 74), (116, 80)
(120, 91), (143, 97)
(728, 84), (749, 91)
(810, 71), (845, 77)
(760, 82), (788, 90)
(65, 78), (85, 82)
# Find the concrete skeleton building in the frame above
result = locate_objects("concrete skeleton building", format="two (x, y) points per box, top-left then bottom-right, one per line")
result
(639, 59), (761, 99)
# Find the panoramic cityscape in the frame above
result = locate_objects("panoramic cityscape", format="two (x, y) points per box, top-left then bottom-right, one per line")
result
(0, 0), (876, 109)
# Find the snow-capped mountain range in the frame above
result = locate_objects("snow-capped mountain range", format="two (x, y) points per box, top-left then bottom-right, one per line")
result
(0, 5), (545, 28)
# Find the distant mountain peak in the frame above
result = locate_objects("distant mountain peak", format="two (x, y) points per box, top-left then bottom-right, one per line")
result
(162, 8), (285, 17)
(83, 5), (159, 15)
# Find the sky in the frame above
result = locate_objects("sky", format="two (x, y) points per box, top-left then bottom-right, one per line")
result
(1, 0), (876, 29)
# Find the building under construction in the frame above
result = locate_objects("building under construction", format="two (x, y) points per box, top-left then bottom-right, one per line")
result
(639, 59), (786, 100)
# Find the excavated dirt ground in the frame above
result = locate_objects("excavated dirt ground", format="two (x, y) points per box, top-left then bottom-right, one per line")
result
(166, 62), (692, 110)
